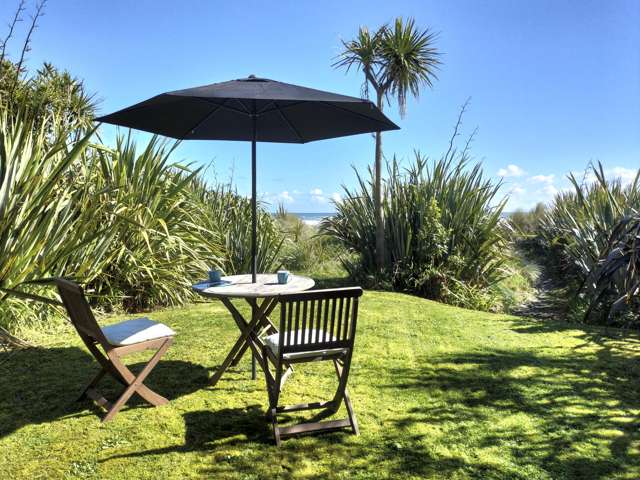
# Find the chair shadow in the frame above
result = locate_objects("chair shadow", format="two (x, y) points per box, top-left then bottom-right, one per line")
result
(0, 345), (209, 439)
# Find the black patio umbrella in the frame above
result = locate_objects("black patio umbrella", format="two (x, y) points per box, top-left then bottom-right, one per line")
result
(96, 75), (399, 282)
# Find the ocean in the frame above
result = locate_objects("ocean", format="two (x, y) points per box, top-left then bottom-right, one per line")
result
(287, 211), (512, 227)
(291, 212), (334, 226)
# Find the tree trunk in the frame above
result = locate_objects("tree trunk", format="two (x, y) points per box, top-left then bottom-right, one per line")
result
(374, 91), (385, 272)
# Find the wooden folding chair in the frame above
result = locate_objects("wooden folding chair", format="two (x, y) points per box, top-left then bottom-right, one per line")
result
(54, 278), (175, 422)
(261, 287), (362, 446)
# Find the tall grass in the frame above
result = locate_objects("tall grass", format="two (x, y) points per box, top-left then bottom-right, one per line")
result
(540, 163), (640, 282)
(539, 162), (640, 324)
(0, 110), (116, 338)
(322, 148), (508, 310)
(274, 209), (346, 278)
(191, 180), (283, 276)
(84, 135), (225, 311)
(0, 111), (284, 342)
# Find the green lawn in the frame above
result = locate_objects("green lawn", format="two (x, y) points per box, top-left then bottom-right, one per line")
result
(1, 291), (640, 479)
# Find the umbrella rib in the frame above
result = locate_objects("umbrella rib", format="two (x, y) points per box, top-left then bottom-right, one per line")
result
(182, 99), (229, 138)
(199, 98), (251, 116)
(234, 99), (251, 114)
(273, 101), (305, 143)
(256, 100), (276, 115)
(319, 101), (395, 127)
(257, 100), (306, 115)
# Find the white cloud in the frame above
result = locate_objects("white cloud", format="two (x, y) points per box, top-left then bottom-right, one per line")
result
(530, 174), (555, 184)
(571, 166), (637, 187)
(310, 187), (328, 204)
(542, 184), (558, 197)
(260, 190), (295, 204)
(511, 185), (526, 195)
(497, 164), (526, 177)
(331, 192), (343, 204)
(278, 191), (294, 203)
(610, 167), (638, 186)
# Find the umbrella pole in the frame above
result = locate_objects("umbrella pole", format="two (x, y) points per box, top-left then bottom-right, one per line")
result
(251, 115), (257, 379)
(251, 118), (257, 284)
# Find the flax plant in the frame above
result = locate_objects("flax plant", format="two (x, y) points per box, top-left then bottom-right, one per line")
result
(86, 135), (224, 311)
(322, 147), (507, 309)
(0, 109), (114, 338)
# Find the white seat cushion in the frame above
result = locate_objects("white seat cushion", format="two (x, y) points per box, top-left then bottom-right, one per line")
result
(101, 317), (175, 346)
(265, 330), (345, 360)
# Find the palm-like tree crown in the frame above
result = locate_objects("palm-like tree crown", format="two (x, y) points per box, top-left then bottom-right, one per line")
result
(334, 17), (441, 117)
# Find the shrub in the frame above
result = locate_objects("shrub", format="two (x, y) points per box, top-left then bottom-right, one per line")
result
(84, 135), (224, 311)
(193, 182), (283, 276)
(582, 210), (640, 325)
(539, 163), (639, 284)
(0, 109), (115, 337)
(0, 113), (285, 341)
(508, 203), (547, 238)
(322, 145), (508, 310)
(538, 162), (639, 324)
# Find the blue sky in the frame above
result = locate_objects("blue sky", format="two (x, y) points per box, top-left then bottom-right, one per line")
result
(2, 0), (638, 212)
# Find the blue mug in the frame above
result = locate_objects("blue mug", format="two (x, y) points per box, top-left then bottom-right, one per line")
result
(277, 270), (289, 284)
(208, 269), (222, 283)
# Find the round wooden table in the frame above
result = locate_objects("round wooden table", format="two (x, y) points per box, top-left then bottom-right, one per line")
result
(193, 273), (315, 383)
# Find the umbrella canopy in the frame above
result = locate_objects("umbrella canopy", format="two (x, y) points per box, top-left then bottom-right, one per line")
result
(96, 75), (398, 142)
(96, 75), (399, 281)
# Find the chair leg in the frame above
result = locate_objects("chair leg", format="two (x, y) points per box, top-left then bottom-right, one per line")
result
(261, 349), (284, 446)
(77, 367), (106, 402)
(102, 338), (172, 422)
(332, 358), (359, 435)
(271, 407), (282, 447)
(265, 357), (358, 446)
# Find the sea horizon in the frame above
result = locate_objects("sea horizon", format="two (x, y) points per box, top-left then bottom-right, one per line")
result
(287, 212), (334, 226)
(276, 211), (514, 226)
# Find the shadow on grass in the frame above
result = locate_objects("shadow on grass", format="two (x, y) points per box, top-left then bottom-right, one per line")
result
(311, 276), (356, 290)
(104, 405), (271, 460)
(0, 346), (209, 438)
(385, 344), (640, 479)
(88, 316), (640, 478)
(103, 404), (460, 480)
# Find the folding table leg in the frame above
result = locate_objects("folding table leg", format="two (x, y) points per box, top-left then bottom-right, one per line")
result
(210, 330), (253, 386)
(231, 297), (278, 367)
(210, 297), (266, 385)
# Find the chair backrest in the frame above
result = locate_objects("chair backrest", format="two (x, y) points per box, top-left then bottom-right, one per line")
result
(54, 278), (107, 345)
(277, 287), (363, 357)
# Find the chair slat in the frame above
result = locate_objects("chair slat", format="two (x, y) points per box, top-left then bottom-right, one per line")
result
(322, 298), (330, 342)
(301, 300), (308, 345)
(287, 301), (293, 346)
(342, 297), (351, 341)
(336, 296), (344, 342)
(293, 301), (301, 345)
(276, 287), (363, 355)
(315, 298), (323, 343)
(329, 297), (337, 340)
(308, 300), (315, 345)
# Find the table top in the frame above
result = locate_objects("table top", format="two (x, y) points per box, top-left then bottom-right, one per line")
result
(192, 273), (315, 299)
